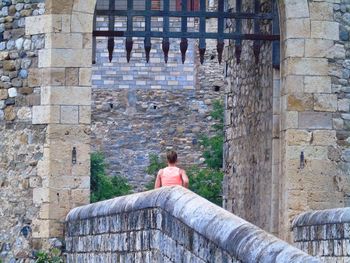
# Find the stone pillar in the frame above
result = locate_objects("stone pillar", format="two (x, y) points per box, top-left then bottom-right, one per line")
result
(25, 0), (95, 246)
(278, 0), (347, 241)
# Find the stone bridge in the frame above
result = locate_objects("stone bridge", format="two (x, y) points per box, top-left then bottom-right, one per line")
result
(65, 186), (319, 263)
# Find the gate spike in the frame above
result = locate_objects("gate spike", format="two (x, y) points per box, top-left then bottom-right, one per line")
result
(144, 38), (151, 63)
(235, 44), (242, 64)
(162, 39), (170, 63)
(125, 38), (133, 63)
(253, 41), (261, 64)
(217, 41), (224, 64)
(107, 37), (114, 62)
(199, 47), (206, 64)
(180, 38), (188, 64)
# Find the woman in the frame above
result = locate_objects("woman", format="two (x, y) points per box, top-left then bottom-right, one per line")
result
(154, 150), (189, 188)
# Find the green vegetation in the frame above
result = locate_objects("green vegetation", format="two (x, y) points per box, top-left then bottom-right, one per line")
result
(90, 152), (131, 203)
(35, 248), (63, 263)
(145, 154), (166, 190)
(146, 100), (224, 206)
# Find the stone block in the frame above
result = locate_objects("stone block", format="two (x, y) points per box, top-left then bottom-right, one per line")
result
(17, 107), (31, 120)
(286, 145), (328, 160)
(38, 48), (92, 68)
(309, 2), (333, 21)
(73, 0), (96, 14)
(79, 68), (91, 86)
(338, 99), (350, 112)
(305, 39), (334, 58)
(4, 106), (16, 121)
(285, 58), (328, 76)
(285, 19), (310, 39)
(25, 15), (65, 35)
(71, 12), (94, 33)
(312, 130), (336, 146)
(32, 105), (60, 124)
(287, 93), (314, 111)
(284, 39), (305, 58)
(42, 68), (65, 86)
(79, 106), (91, 124)
(32, 219), (50, 238)
(71, 189), (90, 206)
(314, 94), (337, 112)
(0, 89), (8, 100)
(282, 111), (298, 130)
(45, 0), (74, 15)
(28, 68), (42, 87)
(33, 188), (50, 204)
(83, 33), (93, 49)
(71, 143), (90, 177)
(282, 75), (304, 95)
(3, 60), (16, 71)
(47, 124), (90, 144)
(66, 68), (79, 85)
(304, 76), (331, 93)
(286, 129), (312, 146)
(61, 105), (79, 124)
(311, 21), (339, 40)
(45, 33), (83, 49)
(299, 112), (332, 129)
(41, 86), (91, 106)
(284, 0), (310, 19)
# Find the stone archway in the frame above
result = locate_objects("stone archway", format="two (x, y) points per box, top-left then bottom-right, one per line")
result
(23, 0), (350, 250)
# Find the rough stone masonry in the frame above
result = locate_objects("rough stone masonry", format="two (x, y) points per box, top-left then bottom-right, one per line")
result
(91, 1), (225, 190)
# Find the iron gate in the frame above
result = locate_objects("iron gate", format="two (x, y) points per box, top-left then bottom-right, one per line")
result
(93, 0), (280, 66)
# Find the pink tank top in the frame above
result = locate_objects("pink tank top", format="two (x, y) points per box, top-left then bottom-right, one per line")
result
(160, 167), (183, 186)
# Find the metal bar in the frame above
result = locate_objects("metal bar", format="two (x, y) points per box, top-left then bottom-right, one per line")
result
(92, 10), (97, 64)
(144, 0), (152, 62)
(107, 0), (116, 62)
(126, 0), (134, 62)
(95, 10), (274, 20)
(199, 0), (206, 64)
(163, 0), (170, 63)
(272, 0), (280, 69)
(253, 0), (261, 63)
(93, 30), (280, 40)
(235, 0), (242, 63)
(180, 0), (188, 63)
(217, 0), (224, 63)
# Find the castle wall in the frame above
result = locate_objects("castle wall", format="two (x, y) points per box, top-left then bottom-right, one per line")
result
(91, 14), (225, 189)
(223, 0), (350, 242)
(0, 0), (47, 260)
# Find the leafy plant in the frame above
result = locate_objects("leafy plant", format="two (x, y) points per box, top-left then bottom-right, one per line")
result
(35, 248), (63, 263)
(187, 166), (223, 206)
(90, 152), (131, 203)
(200, 100), (224, 170)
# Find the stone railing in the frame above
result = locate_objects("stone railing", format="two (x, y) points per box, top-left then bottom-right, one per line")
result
(292, 208), (350, 263)
(65, 186), (319, 262)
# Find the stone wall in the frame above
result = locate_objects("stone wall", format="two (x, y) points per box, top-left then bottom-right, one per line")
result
(292, 208), (350, 263)
(223, 0), (275, 233)
(223, 0), (350, 241)
(92, 10), (225, 190)
(0, 0), (46, 261)
(65, 186), (320, 263)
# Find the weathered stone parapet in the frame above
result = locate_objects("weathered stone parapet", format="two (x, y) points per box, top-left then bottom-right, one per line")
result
(292, 208), (350, 262)
(66, 186), (320, 263)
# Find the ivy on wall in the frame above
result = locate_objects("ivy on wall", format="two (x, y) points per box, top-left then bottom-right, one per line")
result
(90, 152), (131, 203)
